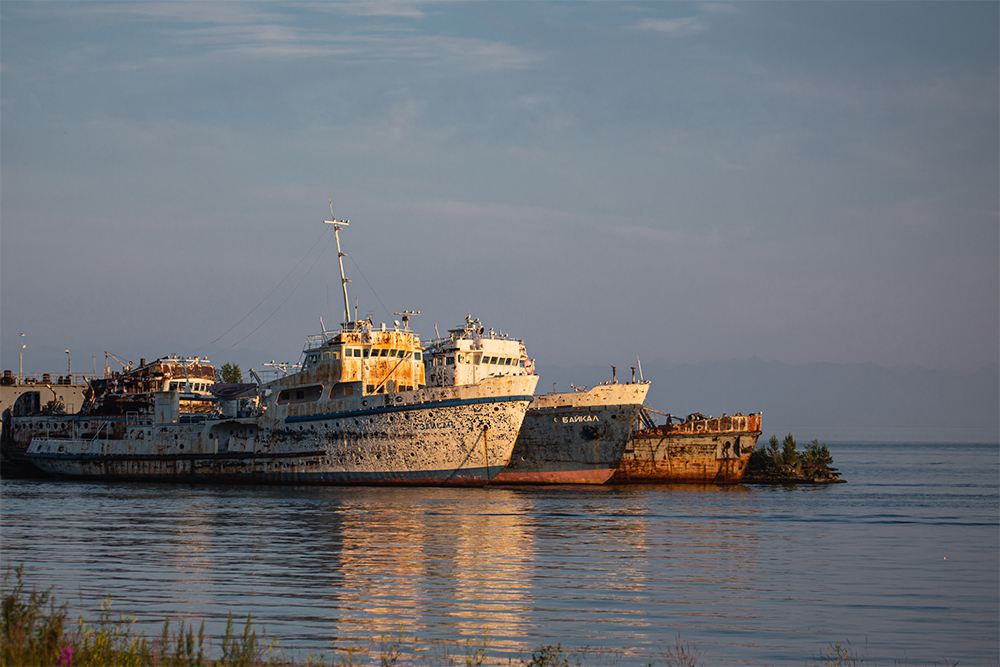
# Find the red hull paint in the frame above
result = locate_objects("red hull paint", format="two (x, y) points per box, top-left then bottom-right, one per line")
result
(492, 467), (616, 485)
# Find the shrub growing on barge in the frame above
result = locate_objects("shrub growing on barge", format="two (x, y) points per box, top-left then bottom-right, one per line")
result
(746, 433), (839, 482)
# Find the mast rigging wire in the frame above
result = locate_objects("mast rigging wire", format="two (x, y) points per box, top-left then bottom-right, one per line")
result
(347, 254), (393, 323)
(190, 226), (331, 355)
(218, 231), (336, 353)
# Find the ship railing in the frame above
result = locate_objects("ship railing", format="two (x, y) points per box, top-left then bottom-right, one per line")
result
(13, 372), (98, 386)
(304, 333), (329, 349)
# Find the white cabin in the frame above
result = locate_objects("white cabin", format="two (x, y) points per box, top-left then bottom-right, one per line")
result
(424, 315), (530, 387)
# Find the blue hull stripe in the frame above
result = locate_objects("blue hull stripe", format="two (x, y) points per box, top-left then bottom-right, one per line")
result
(284, 394), (535, 424)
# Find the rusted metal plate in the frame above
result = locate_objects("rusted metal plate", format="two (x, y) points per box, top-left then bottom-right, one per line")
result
(612, 413), (762, 484)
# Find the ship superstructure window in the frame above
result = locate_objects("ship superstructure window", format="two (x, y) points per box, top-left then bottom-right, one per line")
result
(331, 384), (355, 397)
(277, 384), (323, 404)
(446, 357), (455, 365)
(414, 352), (422, 361)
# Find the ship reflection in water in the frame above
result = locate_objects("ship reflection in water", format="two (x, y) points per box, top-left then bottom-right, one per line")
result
(5, 443), (997, 666)
(329, 489), (539, 651)
(0, 481), (765, 663)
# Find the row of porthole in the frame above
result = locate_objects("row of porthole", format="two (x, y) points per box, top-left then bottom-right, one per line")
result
(14, 420), (153, 430)
(293, 410), (424, 432)
(357, 394), (410, 408)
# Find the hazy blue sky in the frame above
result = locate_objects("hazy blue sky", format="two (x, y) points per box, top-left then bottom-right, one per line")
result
(2, 2), (997, 379)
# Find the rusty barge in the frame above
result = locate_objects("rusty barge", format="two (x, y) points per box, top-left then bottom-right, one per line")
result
(11, 216), (538, 486)
(424, 316), (648, 484)
(612, 411), (762, 484)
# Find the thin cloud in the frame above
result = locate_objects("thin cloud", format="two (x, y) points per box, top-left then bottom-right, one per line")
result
(314, 2), (426, 19)
(630, 17), (707, 37)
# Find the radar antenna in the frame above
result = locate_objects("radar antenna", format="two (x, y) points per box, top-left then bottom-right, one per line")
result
(394, 311), (420, 331)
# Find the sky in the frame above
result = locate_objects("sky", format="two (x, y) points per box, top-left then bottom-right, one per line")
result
(2, 1), (997, 381)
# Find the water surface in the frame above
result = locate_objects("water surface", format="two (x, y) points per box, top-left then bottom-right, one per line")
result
(2, 442), (997, 665)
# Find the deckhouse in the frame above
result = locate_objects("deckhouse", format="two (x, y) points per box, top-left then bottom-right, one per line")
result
(282, 318), (426, 405)
(424, 315), (529, 388)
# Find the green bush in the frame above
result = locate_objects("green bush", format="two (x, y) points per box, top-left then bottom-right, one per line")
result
(748, 434), (838, 479)
(767, 435), (780, 466)
(781, 433), (798, 467)
(804, 439), (833, 466)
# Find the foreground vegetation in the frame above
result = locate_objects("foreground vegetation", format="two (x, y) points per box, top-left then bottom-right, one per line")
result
(2, 567), (957, 667)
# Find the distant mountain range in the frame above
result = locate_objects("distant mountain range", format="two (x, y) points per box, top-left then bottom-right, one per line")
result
(534, 358), (999, 443)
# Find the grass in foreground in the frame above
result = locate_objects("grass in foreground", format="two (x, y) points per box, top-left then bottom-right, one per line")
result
(1, 567), (962, 666)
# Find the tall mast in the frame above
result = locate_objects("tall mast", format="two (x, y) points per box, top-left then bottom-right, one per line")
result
(324, 202), (352, 326)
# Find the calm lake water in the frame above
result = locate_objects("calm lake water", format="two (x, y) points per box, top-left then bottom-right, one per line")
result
(2, 442), (997, 665)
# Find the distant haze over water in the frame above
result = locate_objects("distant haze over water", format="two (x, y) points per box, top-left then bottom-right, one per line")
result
(537, 359), (1000, 444)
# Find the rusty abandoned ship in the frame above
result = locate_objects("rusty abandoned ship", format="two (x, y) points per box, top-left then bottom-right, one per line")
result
(4, 216), (538, 486)
(612, 410), (762, 484)
(423, 315), (648, 484)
